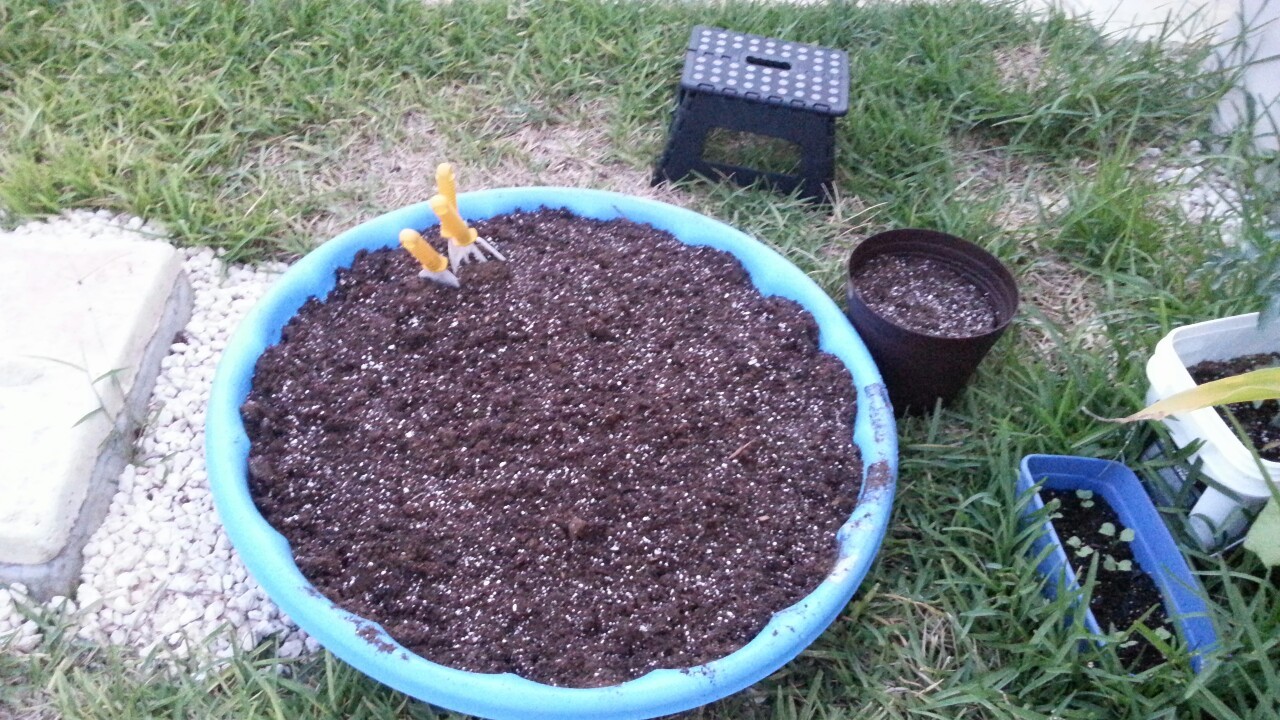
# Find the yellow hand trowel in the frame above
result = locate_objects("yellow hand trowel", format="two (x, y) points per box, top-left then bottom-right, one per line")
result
(399, 228), (460, 288)
(431, 163), (506, 270)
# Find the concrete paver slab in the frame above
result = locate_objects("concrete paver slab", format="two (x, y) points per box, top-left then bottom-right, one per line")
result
(0, 226), (190, 598)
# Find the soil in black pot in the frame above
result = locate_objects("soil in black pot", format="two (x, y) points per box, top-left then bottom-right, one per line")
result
(243, 208), (864, 687)
(850, 253), (997, 337)
(1188, 352), (1280, 462)
(1043, 489), (1176, 672)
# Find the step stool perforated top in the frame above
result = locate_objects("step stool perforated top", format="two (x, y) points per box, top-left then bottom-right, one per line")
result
(681, 25), (849, 116)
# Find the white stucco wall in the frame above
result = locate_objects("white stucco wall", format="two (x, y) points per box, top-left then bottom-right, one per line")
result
(1211, 1), (1280, 150)
(1034, 0), (1280, 150)
(1044, 0), (1232, 39)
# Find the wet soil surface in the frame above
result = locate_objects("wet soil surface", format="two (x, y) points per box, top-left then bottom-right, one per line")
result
(851, 254), (997, 337)
(244, 208), (863, 687)
(1043, 489), (1175, 672)
(1189, 352), (1280, 462)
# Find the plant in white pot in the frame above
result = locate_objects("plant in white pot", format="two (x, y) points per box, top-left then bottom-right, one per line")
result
(1119, 331), (1280, 564)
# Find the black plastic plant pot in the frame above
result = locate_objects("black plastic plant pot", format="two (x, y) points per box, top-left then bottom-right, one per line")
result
(845, 229), (1018, 414)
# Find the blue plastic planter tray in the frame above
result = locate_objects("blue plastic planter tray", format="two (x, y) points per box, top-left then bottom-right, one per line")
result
(206, 188), (899, 720)
(1016, 454), (1216, 673)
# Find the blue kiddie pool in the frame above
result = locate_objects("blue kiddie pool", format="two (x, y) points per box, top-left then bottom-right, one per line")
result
(206, 188), (898, 720)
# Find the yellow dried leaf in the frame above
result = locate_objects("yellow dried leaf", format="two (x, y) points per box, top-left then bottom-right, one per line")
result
(1114, 367), (1280, 422)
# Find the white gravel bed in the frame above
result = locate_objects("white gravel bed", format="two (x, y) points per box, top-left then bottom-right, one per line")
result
(0, 210), (313, 661)
(1144, 141), (1245, 240)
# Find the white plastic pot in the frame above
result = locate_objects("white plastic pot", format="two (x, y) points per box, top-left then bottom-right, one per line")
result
(1145, 312), (1279, 549)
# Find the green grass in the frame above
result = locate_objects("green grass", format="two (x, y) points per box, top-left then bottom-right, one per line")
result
(4, 0), (1280, 718)
(0, 0), (1225, 260)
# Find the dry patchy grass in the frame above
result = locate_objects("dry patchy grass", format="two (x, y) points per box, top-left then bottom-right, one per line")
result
(953, 135), (1066, 232)
(252, 101), (693, 247)
(994, 42), (1049, 94)
(1018, 254), (1107, 355)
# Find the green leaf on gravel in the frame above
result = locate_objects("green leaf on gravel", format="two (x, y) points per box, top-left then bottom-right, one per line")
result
(1245, 498), (1280, 567)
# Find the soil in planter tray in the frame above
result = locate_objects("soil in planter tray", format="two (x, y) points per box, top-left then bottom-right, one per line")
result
(243, 208), (864, 687)
(1042, 489), (1176, 672)
(851, 253), (997, 337)
(1189, 352), (1280, 462)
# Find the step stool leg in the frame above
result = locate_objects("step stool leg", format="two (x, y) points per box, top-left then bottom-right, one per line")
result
(653, 91), (717, 186)
(796, 117), (837, 201)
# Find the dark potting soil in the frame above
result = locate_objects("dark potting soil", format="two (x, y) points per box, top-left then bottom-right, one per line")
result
(1042, 489), (1175, 672)
(1188, 352), (1280, 462)
(244, 208), (863, 687)
(850, 253), (997, 338)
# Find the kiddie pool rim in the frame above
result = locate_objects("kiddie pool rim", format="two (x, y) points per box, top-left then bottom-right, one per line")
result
(206, 187), (899, 720)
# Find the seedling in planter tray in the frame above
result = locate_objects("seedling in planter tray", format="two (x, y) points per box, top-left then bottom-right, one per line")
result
(1044, 488), (1175, 671)
(431, 163), (506, 270)
(398, 228), (459, 288)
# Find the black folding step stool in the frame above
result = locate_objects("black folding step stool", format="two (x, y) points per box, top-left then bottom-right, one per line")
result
(653, 26), (850, 202)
